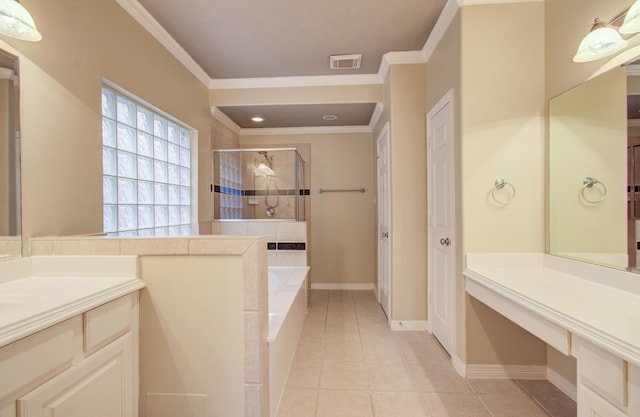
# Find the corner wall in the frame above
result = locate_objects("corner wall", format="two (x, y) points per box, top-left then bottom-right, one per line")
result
(388, 64), (429, 321)
(460, 2), (546, 366)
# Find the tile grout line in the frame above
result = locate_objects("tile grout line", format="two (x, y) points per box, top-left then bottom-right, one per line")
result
(513, 380), (557, 417)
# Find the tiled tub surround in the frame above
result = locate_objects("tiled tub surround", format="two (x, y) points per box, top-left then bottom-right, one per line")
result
(0, 237), (21, 260)
(268, 266), (309, 417)
(29, 235), (272, 417)
(211, 220), (308, 267)
(464, 253), (640, 416)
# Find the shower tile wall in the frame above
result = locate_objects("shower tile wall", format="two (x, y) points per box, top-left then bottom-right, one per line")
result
(212, 220), (308, 267)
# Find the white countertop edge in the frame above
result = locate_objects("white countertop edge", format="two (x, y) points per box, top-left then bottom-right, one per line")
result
(466, 252), (640, 294)
(0, 278), (145, 348)
(463, 268), (640, 368)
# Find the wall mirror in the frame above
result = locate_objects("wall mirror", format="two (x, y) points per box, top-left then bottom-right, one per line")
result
(0, 48), (21, 260)
(548, 64), (637, 270)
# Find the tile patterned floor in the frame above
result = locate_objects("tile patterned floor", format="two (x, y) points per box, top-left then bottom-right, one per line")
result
(276, 290), (577, 417)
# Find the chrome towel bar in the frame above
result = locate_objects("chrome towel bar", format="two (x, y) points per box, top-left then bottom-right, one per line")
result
(319, 188), (365, 194)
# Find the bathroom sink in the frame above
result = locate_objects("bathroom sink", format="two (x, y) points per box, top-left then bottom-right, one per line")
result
(0, 298), (28, 319)
(0, 294), (48, 324)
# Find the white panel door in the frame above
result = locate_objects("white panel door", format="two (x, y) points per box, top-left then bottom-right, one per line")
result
(427, 91), (454, 355)
(377, 124), (391, 319)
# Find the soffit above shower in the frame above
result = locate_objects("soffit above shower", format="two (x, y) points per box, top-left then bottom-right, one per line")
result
(217, 103), (377, 129)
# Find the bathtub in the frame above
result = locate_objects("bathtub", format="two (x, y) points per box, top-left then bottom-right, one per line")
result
(267, 266), (309, 417)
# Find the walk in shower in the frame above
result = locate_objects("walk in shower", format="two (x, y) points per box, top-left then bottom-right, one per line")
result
(212, 148), (307, 221)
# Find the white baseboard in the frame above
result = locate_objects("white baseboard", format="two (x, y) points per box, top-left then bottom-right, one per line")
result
(310, 283), (374, 291)
(547, 366), (577, 402)
(466, 364), (547, 380)
(452, 355), (466, 377)
(389, 320), (429, 331)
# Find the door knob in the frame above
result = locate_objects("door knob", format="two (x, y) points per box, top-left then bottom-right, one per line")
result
(440, 238), (451, 246)
(382, 232), (389, 238)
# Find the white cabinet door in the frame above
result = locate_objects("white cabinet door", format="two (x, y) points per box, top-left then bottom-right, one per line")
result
(18, 333), (134, 417)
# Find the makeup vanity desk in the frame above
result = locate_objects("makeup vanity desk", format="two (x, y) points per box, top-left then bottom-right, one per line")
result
(464, 253), (640, 417)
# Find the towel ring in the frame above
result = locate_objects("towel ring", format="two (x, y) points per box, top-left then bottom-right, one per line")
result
(491, 178), (516, 205)
(581, 177), (607, 204)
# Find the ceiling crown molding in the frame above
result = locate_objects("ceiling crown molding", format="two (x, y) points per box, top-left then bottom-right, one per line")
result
(369, 103), (384, 131)
(459, 0), (543, 4)
(212, 105), (381, 136)
(209, 74), (381, 90)
(115, 0), (211, 87)
(239, 125), (373, 136)
(422, 0), (460, 62)
(378, 51), (427, 81)
(212, 107), (241, 135)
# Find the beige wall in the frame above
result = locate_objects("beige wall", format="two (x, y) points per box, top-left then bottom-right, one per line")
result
(387, 64), (429, 321)
(240, 133), (375, 285)
(0, 0), (215, 246)
(460, 2), (546, 365)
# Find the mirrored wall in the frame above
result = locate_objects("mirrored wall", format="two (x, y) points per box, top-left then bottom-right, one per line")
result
(548, 65), (639, 270)
(0, 49), (20, 259)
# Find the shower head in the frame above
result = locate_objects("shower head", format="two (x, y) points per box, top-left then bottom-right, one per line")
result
(254, 151), (275, 176)
(255, 163), (275, 177)
(258, 151), (273, 169)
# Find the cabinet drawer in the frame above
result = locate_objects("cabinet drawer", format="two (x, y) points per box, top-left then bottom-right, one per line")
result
(0, 317), (83, 399)
(575, 337), (627, 409)
(84, 295), (134, 354)
(578, 384), (627, 417)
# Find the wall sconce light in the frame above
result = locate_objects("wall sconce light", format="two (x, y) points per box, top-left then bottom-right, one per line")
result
(620, 1), (640, 34)
(0, 0), (41, 42)
(573, 19), (627, 63)
(574, 1), (640, 63)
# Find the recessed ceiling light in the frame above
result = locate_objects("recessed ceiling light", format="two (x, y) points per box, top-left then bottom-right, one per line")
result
(251, 116), (264, 123)
(322, 114), (338, 121)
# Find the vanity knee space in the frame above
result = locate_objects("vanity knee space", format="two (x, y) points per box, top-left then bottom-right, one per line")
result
(573, 337), (640, 417)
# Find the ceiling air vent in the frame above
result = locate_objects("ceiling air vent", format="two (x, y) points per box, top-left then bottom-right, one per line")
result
(330, 54), (363, 70)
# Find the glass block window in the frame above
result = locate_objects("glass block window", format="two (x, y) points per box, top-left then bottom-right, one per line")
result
(218, 152), (243, 219)
(102, 85), (193, 236)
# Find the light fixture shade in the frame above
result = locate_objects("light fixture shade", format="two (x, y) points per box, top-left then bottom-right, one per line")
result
(0, 0), (41, 41)
(620, 0), (640, 34)
(573, 23), (627, 63)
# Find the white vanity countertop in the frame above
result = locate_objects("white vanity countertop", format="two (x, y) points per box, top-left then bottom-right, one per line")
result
(464, 253), (640, 367)
(0, 256), (145, 348)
